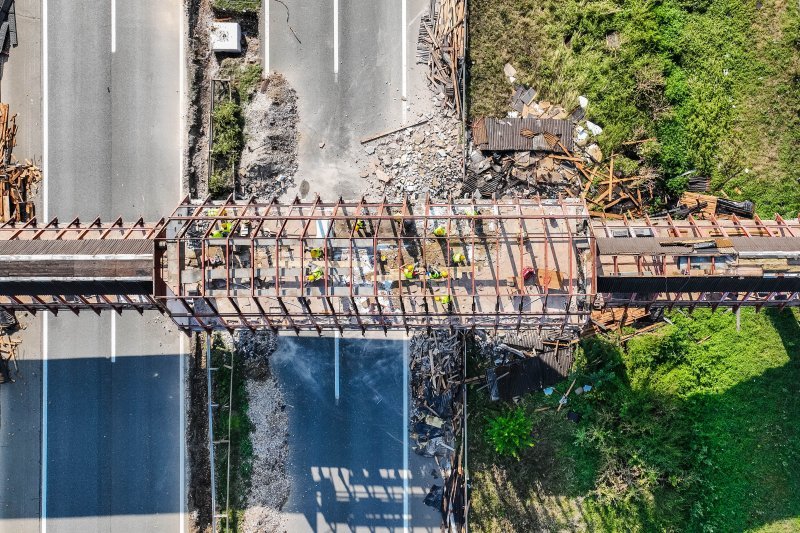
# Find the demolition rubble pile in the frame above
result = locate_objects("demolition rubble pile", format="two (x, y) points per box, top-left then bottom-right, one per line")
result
(233, 331), (290, 533)
(360, 112), (463, 201)
(239, 74), (299, 200)
(472, 329), (578, 401)
(417, 0), (465, 114)
(468, 84), (662, 219)
(409, 330), (466, 531)
(0, 103), (41, 222)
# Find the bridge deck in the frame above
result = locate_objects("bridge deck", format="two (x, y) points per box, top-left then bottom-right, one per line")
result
(154, 197), (595, 333)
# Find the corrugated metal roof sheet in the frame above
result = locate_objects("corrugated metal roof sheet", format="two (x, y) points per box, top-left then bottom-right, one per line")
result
(473, 117), (574, 152)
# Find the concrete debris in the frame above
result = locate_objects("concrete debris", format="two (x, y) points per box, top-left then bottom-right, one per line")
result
(585, 143), (603, 163)
(239, 377), (289, 533)
(361, 108), (463, 202)
(233, 330), (290, 533)
(239, 74), (298, 200)
(234, 330), (278, 380)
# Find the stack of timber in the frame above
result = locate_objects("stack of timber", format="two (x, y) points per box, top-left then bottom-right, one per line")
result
(0, 0), (17, 52)
(587, 307), (651, 335)
(581, 152), (657, 219)
(0, 103), (40, 222)
(418, 0), (465, 114)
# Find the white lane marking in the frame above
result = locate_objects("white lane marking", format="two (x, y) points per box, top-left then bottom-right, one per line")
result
(111, 0), (116, 53)
(41, 314), (48, 533)
(179, 333), (186, 533)
(401, 0), (408, 123)
(110, 312), (116, 362)
(333, 0), (339, 76)
(334, 331), (340, 401)
(42, 0), (49, 222)
(402, 336), (409, 531)
(264, 0), (270, 75)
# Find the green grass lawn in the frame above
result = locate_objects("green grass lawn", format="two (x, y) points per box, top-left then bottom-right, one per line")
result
(467, 0), (800, 214)
(210, 335), (254, 532)
(468, 308), (800, 532)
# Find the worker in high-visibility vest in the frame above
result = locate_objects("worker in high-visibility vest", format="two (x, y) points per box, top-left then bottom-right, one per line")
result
(309, 247), (324, 260)
(432, 225), (446, 238)
(306, 267), (324, 282)
(354, 219), (365, 231)
(210, 221), (233, 239)
(452, 251), (466, 265)
(402, 263), (416, 280)
(435, 294), (452, 305)
(427, 267), (448, 280)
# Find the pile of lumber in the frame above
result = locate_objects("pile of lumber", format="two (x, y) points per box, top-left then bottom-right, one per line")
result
(580, 152), (657, 219)
(0, 0), (17, 52)
(417, 0), (465, 114)
(0, 103), (40, 222)
(588, 307), (651, 335)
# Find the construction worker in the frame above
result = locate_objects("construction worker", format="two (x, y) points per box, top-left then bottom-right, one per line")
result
(432, 225), (446, 238)
(452, 251), (466, 265)
(306, 266), (324, 283)
(210, 221), (233, 239)
(379, 252), (388, 265)
(427, 267), (449, 280)
(309, 247), (324, 260)
(354, 219), (365, 231)
(402, 263), (416, 280)
(435, 294), (452, 305)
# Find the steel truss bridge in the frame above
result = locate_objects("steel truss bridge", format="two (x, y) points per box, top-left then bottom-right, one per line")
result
(0, 196), (798, 334)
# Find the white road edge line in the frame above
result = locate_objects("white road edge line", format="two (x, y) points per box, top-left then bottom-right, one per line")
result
(110, 312), (116, 362)
(111, 0), (116, 53)
(41, 0), (49, 530)
(403, 336), (409, 532)
(334, 331), (340, 401)
(401, 0), (408, 123)
(333, 0), (339, 76)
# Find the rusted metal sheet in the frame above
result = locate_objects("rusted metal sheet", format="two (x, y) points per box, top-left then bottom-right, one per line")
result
(0, 239), (153, 256)
(472, 117), (574, 152)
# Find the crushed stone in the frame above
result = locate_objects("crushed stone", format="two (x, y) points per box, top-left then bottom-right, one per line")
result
(239, 74), (299, 200)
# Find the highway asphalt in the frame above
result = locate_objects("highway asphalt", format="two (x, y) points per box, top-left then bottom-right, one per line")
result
(0, 1), (185, 532)
(265, 2), (444, 530)
(271, 336), (441, 532)
(43, 0), (184, 531)
(267, 0), (430, 201)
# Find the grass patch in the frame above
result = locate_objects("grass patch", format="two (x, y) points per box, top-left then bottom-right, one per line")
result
(468, 308), (800, 532)
(210, 99), (243, 199)
(212, 0), (261, 14)
(219, 59), (263, 101)
(211, 334), (254, 532)
(467, 0), (800, 213)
